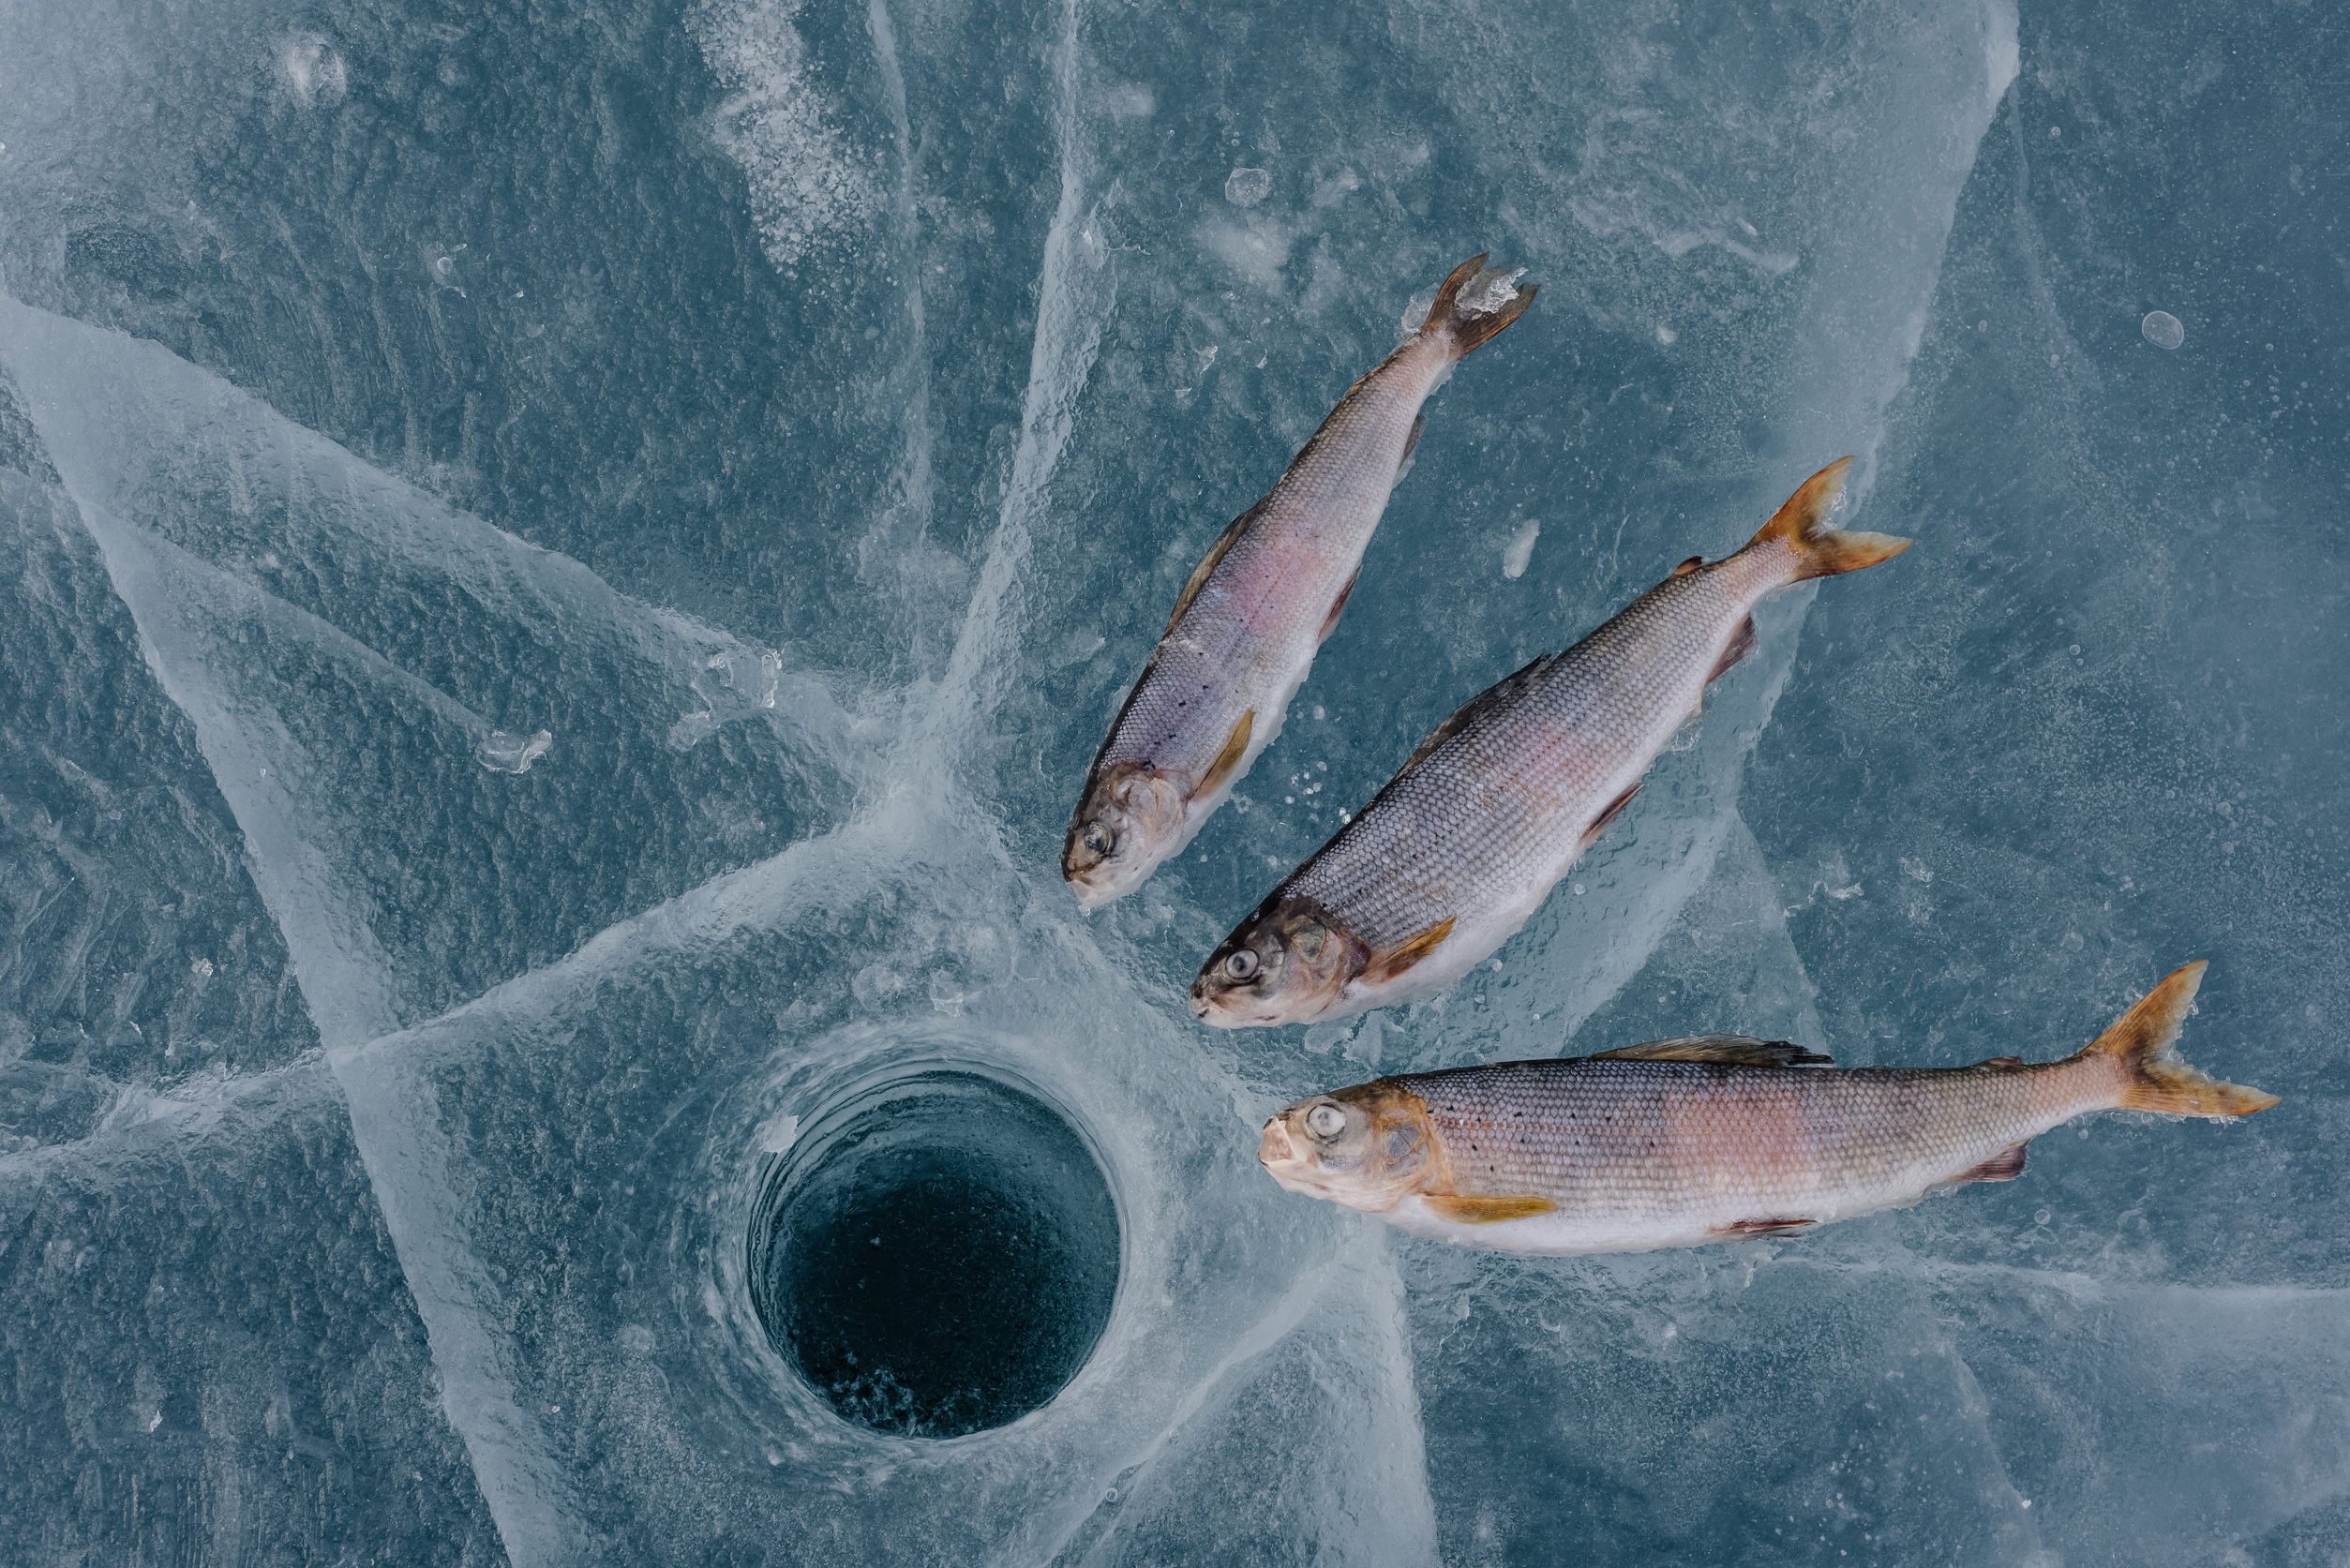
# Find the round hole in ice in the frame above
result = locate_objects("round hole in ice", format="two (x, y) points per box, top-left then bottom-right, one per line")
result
(748, 1070), (1118, 1439)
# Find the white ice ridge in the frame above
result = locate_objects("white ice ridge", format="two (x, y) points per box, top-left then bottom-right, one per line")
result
(692, 0), (876, 271)
(0, 296), (865, 789)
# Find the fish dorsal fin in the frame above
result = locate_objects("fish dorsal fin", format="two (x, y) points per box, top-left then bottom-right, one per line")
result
(1590, 1036), (1834, 1067)
(1670, 555), (1706, 577)
(1393, 654), (1554, 782)
(1162, 500), (1267, 636)
(1424, 1193), (1557, 1225)
(1976, 1055), (2027, 1070)
(1363, 917), (1456, 984)
(1195, 709), (1255, 797)
(1949, 1142), (2028, 1184)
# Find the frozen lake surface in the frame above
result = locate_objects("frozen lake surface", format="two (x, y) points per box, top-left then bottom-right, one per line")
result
(2, 0), (2344, 1562)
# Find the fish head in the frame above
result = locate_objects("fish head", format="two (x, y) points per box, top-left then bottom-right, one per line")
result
(1257, 1081), (1435, 1212)
(1190, 897), (1365, 1028)
(1061, 764), (1188, 908)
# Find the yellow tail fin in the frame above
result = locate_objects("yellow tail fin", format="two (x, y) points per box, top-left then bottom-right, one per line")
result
(1423, 253), (1536, 356)
(1744, 457), (1911, 581)
(2078, 961), (2280, 1117)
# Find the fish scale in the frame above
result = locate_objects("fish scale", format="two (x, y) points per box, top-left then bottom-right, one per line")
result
(1061, 255), (1538, 910)
(1291, 557), (1767, 952)
(1401, 1057), (2083, 1223)
(1255, 963), (2278, 1256)
(1193, 456), (1908, 1027)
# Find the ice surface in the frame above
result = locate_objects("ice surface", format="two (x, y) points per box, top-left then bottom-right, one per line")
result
(3, 0), (2345, 1562)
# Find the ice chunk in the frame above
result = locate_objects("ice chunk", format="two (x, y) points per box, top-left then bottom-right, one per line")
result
(2142, 309), (2186, 349)
(1222, 166), (1271, 207)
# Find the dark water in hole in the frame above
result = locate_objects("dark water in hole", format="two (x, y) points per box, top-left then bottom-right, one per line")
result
(753, 1074), (1119, 1439)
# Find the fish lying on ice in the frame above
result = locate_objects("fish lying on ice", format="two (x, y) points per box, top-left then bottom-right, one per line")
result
(1191, 457), (1903, 1027)
(1256, 962), (2276, 1255)
(1061, 254), (1537, 910)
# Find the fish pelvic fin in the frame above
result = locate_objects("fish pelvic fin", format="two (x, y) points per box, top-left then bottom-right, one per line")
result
(1424, 253), (1536, 356)
(1196, 709), (1255, 798)
(2078, 961), (2280, 1117)
(1363, 917), (1456, 985)
(1424, 1193), (1558, 1225)
(1950, 1142), (2029, 1184)
(1744, 456), (1910, 582)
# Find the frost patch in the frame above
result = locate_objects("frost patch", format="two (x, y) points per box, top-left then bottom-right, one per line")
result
(478, 729), (553, 773)
(276, 33), (347, 106)
(693, 0), (874, 272)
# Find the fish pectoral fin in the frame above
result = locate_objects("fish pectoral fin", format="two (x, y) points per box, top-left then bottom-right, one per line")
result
(1714, 1217), (1816, 1238)
(1363, 917), (1456, 984)
(1424, 1193), (1558, 1225)
(1578, 782), (1643, 852)
(1950, 1142), (2028, 1184)
(1319, 568), (1360, 642)
(1195, 709), (1255, 798)
(1590, 1036), (1834, 1068)
(1706, 613), (1759, 684)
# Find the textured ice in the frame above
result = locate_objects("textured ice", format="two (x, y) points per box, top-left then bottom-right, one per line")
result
(4, 0), (2345, 1561)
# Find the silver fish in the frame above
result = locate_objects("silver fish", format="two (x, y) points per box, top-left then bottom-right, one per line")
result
(1258, 963), (2277, 1255)
(1191, 457), (1906, 1027)
(1061, 255), (1537, 909)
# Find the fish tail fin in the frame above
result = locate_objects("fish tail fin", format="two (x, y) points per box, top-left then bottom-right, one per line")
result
(2075, 962), (2281, 1117)
(1424, 253), (1536, 356)
(1744, 457), (1910, 581)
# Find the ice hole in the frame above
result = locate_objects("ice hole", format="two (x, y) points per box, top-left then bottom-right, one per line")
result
(748, 1070), (1118, 1439)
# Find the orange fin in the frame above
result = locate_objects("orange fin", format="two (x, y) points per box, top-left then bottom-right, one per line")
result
(1364, 917), (1456, 984)
(1196, 709), (1254, 798)
(1715, 1217), (1815, 1238)
(1422, 253), (1537, 355)
(1591, 1037), (1833, 1068)
(1706, 614), (1758, 685)
(1424, 1193), (1558, 1225)
(1579, 782), (1642, 851)
(2077, 961), (2278, 1116)
(1950, 1143), (2028, 1184)
(1319, 568), (1360, 642)
(1744, 457), (1910, 581)
(1670, 555), (1706, 577)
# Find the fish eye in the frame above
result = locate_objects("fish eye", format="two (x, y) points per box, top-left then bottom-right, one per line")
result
(1306, 1105), (1346, 1140)
(1082, 822), (1114, 856)
(1223, 948), (1261, 981)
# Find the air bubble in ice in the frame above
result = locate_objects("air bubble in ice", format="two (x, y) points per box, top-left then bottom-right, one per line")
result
(1502, 519), (1541, 579)
(2142, 310), (2185, 350)
(477, 729), (553, 773)
(749, 1071), (1117, 1439)
(1223, 167), (1271, 208)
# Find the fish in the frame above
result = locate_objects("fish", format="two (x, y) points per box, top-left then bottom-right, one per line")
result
(1256, 962), (2278, 1255)
(1060, 254), (1538, 910)
(1191, 456), (1905, 1027)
